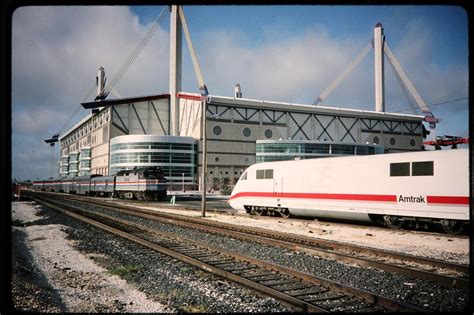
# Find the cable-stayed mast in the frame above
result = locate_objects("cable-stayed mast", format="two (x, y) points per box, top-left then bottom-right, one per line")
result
(313, 23), (438, 129)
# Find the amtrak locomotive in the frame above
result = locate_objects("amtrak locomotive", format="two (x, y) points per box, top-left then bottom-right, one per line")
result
(32, 166), (167, 201)
(229, 149), (469, 234)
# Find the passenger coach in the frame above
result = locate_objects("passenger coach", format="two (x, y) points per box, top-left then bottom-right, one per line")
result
(229, 149), (469, 234)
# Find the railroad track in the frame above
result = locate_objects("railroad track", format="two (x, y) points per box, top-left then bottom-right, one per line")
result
(28, 191), (469, 291)
(30, 194), (427, 313)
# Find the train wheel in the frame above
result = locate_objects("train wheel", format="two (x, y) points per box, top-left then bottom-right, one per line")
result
(251, 207), (265, 216)
(382, 215), (404, 229)
(142, 193), (151, 202)
(440, 220), (465, 235)
(157, 191), (167, 201)
(280, 209), (291, 219)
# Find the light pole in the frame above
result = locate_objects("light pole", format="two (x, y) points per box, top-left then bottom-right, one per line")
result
(201, 97), (207, 217)
(182, 173), (185, 192)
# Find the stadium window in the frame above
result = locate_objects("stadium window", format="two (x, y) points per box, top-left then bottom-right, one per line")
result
(213, 125), (222, 136)
(412, 161), (433, 176)
(390, 162), (410, 177)
(243, 127), (252, 137)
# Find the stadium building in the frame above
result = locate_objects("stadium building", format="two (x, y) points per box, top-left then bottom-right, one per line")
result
(57, 90), (425, 191)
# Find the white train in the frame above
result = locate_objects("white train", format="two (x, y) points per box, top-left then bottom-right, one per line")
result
(229, 149), (469, 234)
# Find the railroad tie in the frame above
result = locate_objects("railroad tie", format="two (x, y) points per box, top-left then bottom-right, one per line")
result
(225, 265), (259, 272)
(304, 293), (347, 303)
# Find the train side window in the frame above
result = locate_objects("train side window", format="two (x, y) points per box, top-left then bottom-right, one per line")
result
(257, 169), (273, 179)
(265, 169), (273, 179)
(412, 161), (433, 176)
(390, 162), (409, 176)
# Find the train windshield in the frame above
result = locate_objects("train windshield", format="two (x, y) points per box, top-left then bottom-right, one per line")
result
(141, 167), (164, 179)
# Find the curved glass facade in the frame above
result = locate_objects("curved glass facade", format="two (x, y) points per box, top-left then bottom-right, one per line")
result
(256, 140), (384, 162)
(68, 152), (79, 177)
(109, 135), (198, 190)
(60, 155), (69, 177)
(79, 147), (91, 176)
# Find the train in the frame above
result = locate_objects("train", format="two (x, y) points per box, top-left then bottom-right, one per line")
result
(32, 166), (167, 201)
(229, 149), (469, 234)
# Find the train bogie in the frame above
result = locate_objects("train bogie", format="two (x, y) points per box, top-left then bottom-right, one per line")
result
(229, 149), (469, 234)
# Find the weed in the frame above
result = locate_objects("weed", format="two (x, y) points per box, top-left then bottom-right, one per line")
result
(108, 264), (143, 277)
(181, 304), (209, 313)
(12, 219), (25, 227)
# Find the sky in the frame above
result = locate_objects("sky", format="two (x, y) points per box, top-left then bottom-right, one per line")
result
(11, 5), (469, 181)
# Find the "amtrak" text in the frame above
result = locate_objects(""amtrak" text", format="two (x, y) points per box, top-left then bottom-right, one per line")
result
(398, 195), (425, 203)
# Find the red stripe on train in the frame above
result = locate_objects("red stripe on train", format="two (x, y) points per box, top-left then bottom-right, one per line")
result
(426, 196), (470, 205)
(229, 192), (469, 205)
(229, 192), (397, 202)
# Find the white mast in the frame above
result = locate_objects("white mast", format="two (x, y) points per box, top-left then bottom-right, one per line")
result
(169, 5), (182, 136)
(374, 23), (385, 112)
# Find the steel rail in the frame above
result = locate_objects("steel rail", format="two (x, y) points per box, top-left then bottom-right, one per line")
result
(32, 195), (426, 312)
(105, 207), (471, 289)
(27, 191), (469, 287)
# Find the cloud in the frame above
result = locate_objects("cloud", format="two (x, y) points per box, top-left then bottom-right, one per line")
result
(11, 6), (468, 180)
(12, 6), (169, 115)
(197, 28), (359, 104)
(12, 6), (170, 180)
(197, 17), (469, 146)
(12, 106), (69, 135)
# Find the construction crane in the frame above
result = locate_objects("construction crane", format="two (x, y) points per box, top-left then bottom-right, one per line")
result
(422, 135), (469, 150)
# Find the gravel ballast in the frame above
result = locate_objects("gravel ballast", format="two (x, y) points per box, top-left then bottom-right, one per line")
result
(77, 200), (469, 312)
(12, 197), (470, 312)
(11, 201), (287, 313)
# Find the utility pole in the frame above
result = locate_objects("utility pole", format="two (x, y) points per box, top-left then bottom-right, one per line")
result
(201, 97), (207, 217)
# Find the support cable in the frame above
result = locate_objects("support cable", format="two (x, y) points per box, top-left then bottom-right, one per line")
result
(386, 54), (419, 115)
(392, 97), (468, 113)
(103, 6), (167, 98)
(178, 6), (208, 95)
(313, 41), (372, 105)
(383, 43), (430, 113)
(57, 84), (96, 135)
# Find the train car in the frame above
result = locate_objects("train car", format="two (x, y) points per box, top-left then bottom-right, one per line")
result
(32, 180), (45, 191)
(90, 175), (115, 197)
(44, 178), (62, 192)
(74, 175), (99, 195)
(229, 149), (469, 234)
(114, 166), (167, 201)
(31, 167), (168, 201)
(61, 177), (76, 194)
